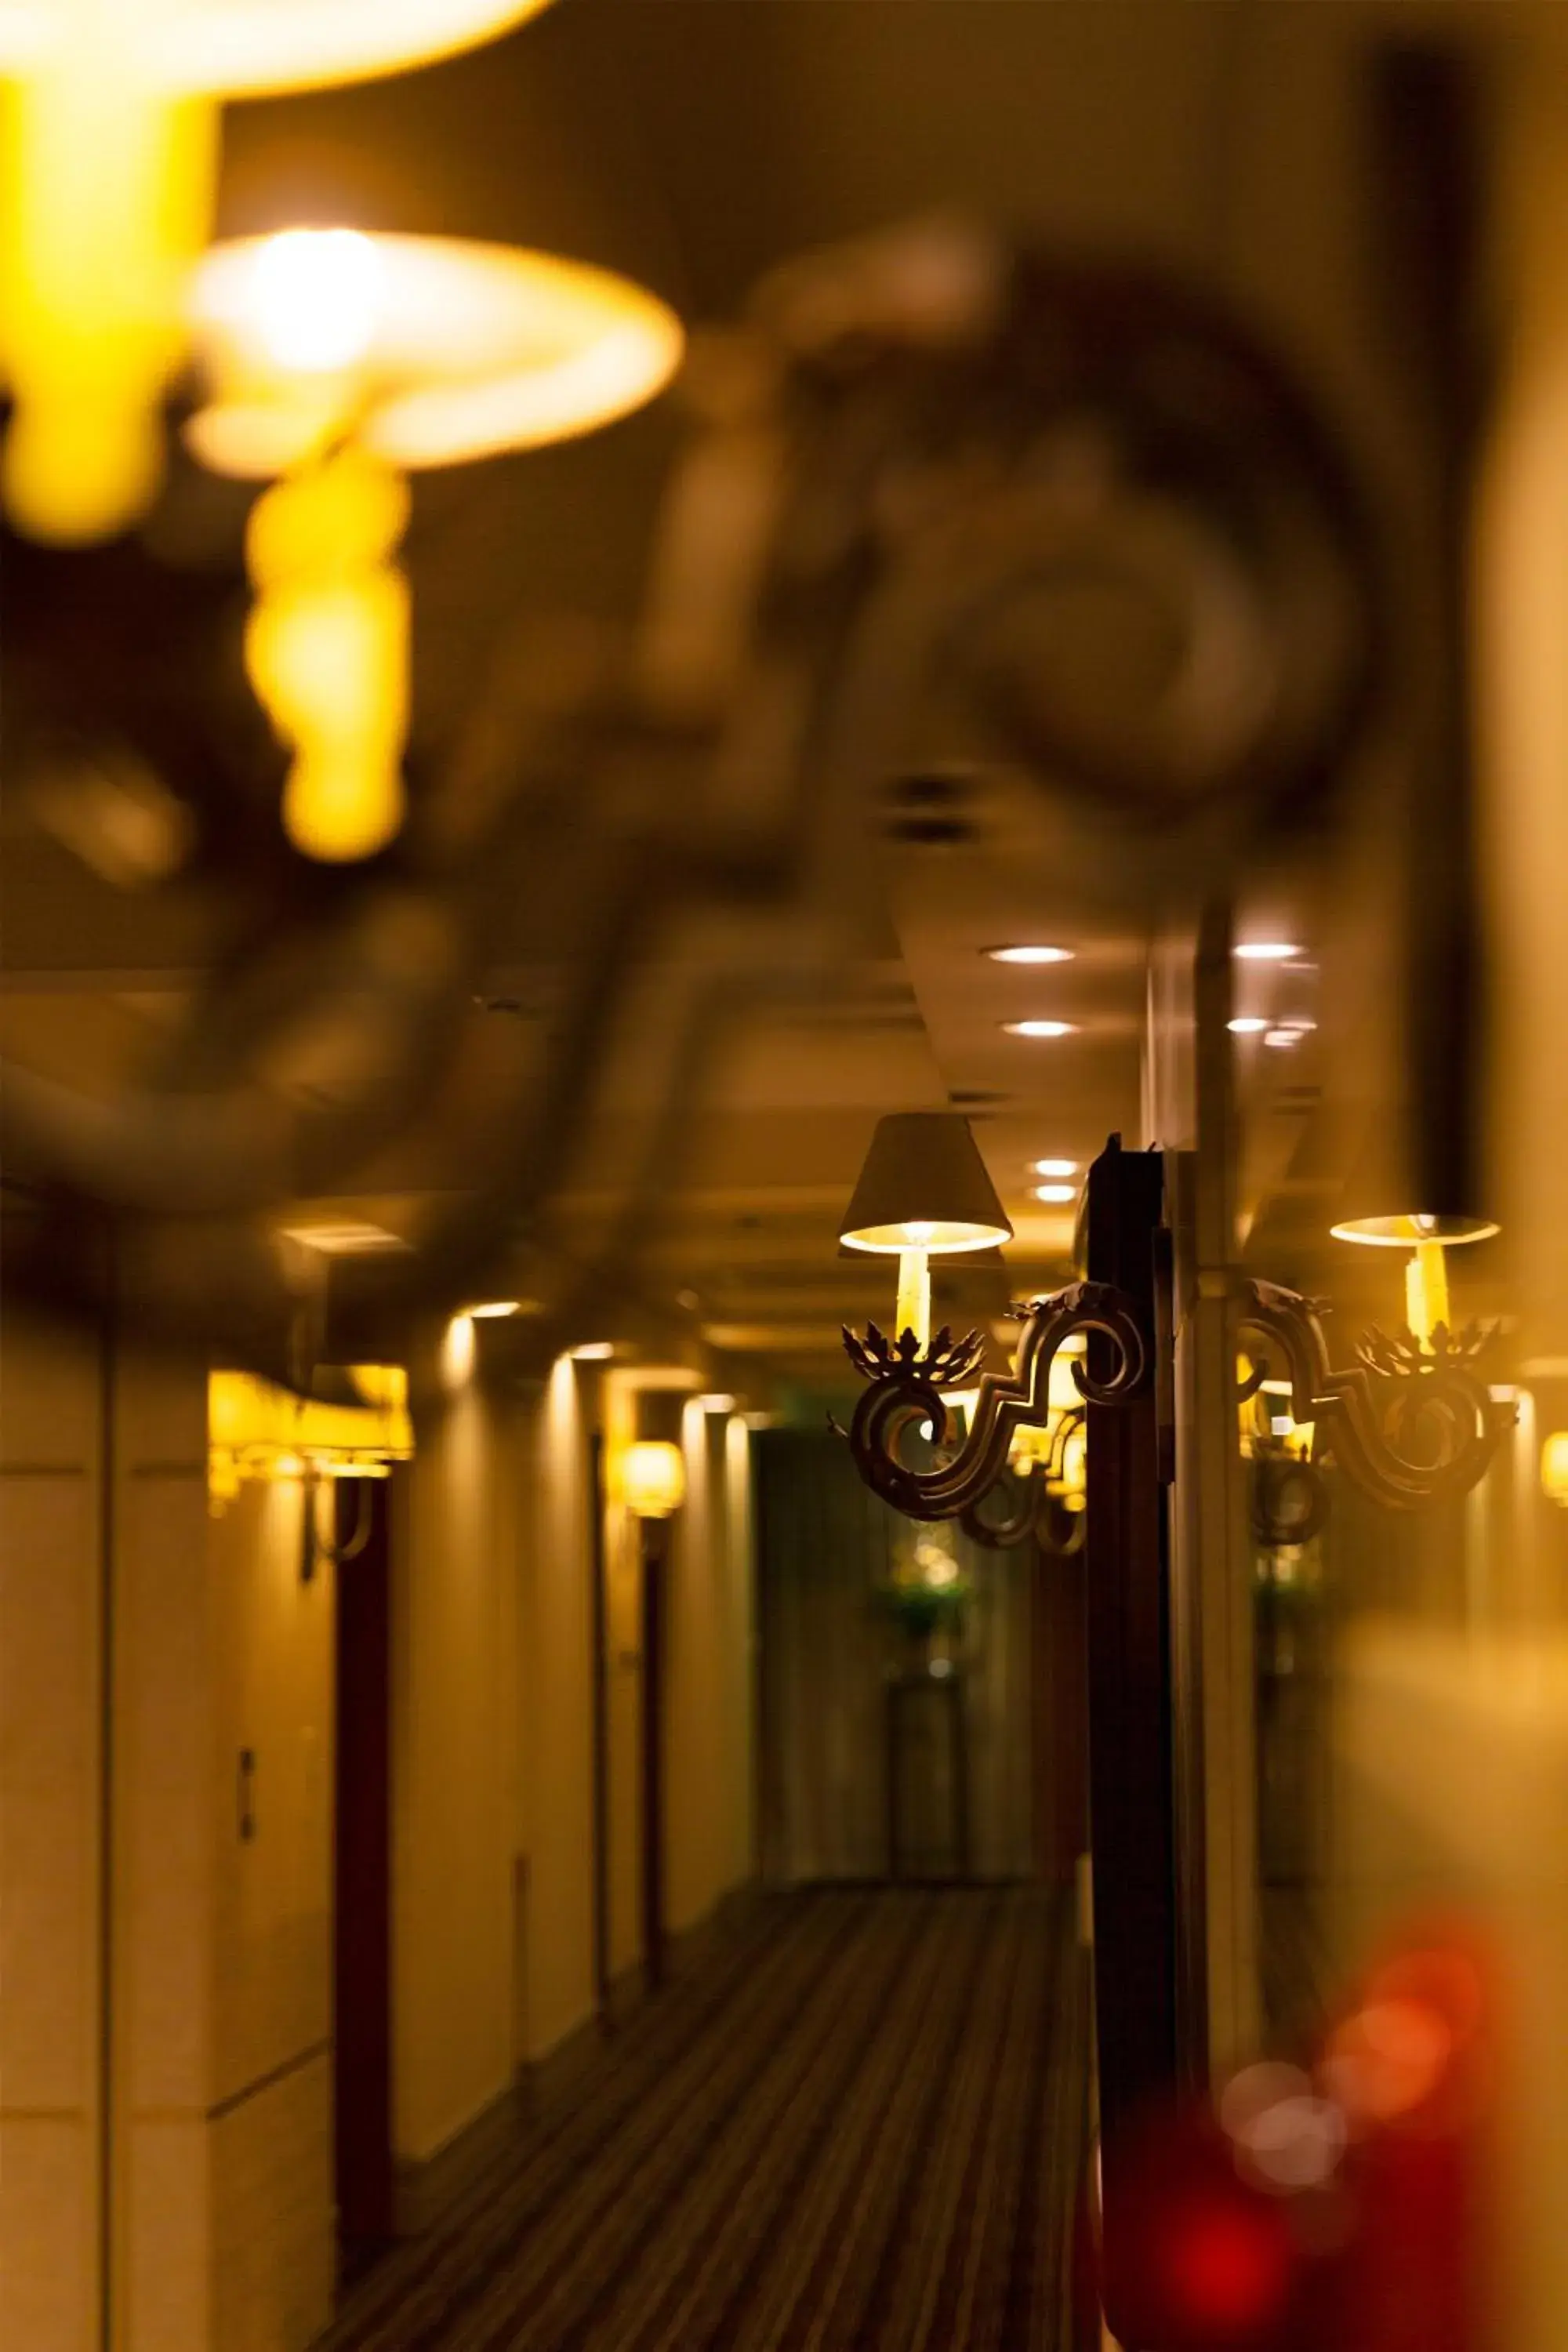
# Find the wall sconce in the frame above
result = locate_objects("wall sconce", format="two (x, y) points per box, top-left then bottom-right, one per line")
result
(837, 1131), (1512, 1532)
(622, 1440), (686, 1521)
(839, 1112), (1013, 1351)
(185, 229), (683, 861)
(0, 0), (554, 543)
(208, 1363), (412, 1573)
(940, 1361), (1089, 1555)
(1236, 1261), (1512, 1516)
(1541, 1432), (1568, 1508)
(837, 1117), (1145, 1525)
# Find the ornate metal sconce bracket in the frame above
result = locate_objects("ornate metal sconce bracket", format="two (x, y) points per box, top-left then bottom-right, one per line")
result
(841, 1278), (1146, 1526)
(959, 1406), (1087, 1556)
(1237, 1277), (1514, 1514)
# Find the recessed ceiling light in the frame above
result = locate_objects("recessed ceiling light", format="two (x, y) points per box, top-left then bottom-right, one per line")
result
(1233, 942), (1302, 962)
(570, 1341), (615, 1361)
(1228, 1017), (1269, 1035)
(985, 944), (1075, 965)
(1033, 1184), (1078, 1205)
(1032, 1157), (1078, 1178)
(278, 1218), (412, 1254)
(695, 1392), (736, 1414)
(1002, 1018), (1076, 1039)
(467, 1299), (521, 1319)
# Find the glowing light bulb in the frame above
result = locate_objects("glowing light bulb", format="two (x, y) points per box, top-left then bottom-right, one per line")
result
(249, 227), (383, 374)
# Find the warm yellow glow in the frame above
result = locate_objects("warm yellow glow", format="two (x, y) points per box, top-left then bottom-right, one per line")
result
(895, 1246), (931, 1348)
(1543, 1432), (1568, 1508)
(841, 1217), (1011, 1256)
(208, 1363), (412, 1505)
(0, 1), (554, 100)
(695, 1392), (736, 1414)
(1405, 1241), (1451, 1351)
(440, 1312), (475, 1390)
(245, 448), (411, 862)
(622, 1439), (687, 1520)
(187, 233), (684, 477)
(249, 225), (383, 373)
(0, 2), (554, 540)
(466, 1300), (521, 1320)
(0, 67), (216, 539)
(1330, 1212), (1501, 1248)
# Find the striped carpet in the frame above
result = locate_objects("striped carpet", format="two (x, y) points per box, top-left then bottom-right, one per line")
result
(317, 1886), (1089, 2352)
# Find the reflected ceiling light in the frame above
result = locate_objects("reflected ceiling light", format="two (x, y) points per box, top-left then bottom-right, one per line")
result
(1228, 1016), (1269, 1035)
(185, 230), (682, 863)
(1032, 1184), (1077, 1205)
(0, 0), (554, 542)
(695, 1392), (736, 1414)
(1263, 1027), (1305, 1050)
(570, 1341), (615, 1362)
(1233, 942), (1301, 963)
(1032, 1157), (1078, 1178)
(466, 1299), (521, 1319)
(840, 1112), (1011, 1351)
(984, 944), (1074, 965)
(1002, 1018), (1076, 1039)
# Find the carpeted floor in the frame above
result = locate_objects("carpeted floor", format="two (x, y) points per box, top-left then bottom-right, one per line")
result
(316, 1886), (1089, 2352)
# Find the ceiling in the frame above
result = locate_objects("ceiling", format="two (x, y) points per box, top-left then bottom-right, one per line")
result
(0, 0), (1519, 1381)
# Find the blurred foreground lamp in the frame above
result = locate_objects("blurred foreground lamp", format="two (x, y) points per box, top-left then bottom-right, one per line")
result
(622, 1439), (686, 1521)
(187, 229), (683, 860)
(839, 1113), (1012, 1352)
(0, 0), (554, 543)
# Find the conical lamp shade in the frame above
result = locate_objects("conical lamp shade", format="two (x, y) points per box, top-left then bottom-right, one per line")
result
(1327, 1127), (1497, 1249)
(840, 1113), (1013, 1255)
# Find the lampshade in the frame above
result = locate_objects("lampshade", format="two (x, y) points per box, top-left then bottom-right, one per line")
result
(839, 1113), (1012, 1255)
(1330, 1210), (1499, 1249)
(1327, 1130), (1497, 1249)
(186, 232), (685, 477)
(622, 1439), (686, 1519)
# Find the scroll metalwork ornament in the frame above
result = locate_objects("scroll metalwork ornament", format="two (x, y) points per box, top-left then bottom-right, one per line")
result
(960, 1405), (1087, 1556)
(1236, 1278), (1514, 1514)
(842, 1279), (1146, 1525)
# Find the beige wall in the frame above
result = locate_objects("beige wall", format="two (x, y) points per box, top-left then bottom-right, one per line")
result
(391, 1320), (518, 2162)
(520, 1354), (597, 2062)
(0, 1303), (104, 2352)
(205, 1475), (335, 2352)
(665, 1404), (757, 1936)
(0, 1306), (333, 2352)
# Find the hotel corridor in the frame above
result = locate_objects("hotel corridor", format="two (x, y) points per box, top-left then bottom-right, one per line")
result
(315, 1889), (1087, 2352)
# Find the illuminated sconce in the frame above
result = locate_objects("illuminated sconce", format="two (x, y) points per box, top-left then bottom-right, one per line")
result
(839, 1112), (1012, 1352)
(185, 229), (683, 860)
(1329, 1208), (1500, 1353)
(622, 1439), (686, 1521)
(1542, 1432), (1568, 1508)
(208, 1363), (412, 1501)
(0, 0), (555, 543)
(1235, 1203), (1512, 1515)
(209, 1361), (412, 1576)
